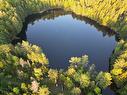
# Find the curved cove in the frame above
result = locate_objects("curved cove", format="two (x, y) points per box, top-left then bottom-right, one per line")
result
(14, 10), (118, 72)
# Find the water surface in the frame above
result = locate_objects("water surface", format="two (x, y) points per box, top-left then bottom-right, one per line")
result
(14, 10), (118, 95)
(25, 11), (116, 71)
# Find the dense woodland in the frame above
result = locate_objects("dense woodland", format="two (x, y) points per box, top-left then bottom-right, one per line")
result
(0, 0), (127, 95)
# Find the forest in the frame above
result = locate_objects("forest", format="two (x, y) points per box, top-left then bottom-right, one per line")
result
(0, 0), (127, 95)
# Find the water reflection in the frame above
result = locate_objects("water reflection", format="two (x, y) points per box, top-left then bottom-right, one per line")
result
(13, 9), (119, 43)
(12, 9), (119, 95)
(12, 10), (118, 71)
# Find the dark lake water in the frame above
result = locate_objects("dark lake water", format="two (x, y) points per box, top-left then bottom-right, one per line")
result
(14, 10), (119, 95)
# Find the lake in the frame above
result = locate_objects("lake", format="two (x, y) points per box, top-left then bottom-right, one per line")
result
(13, 10), (119, 95)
